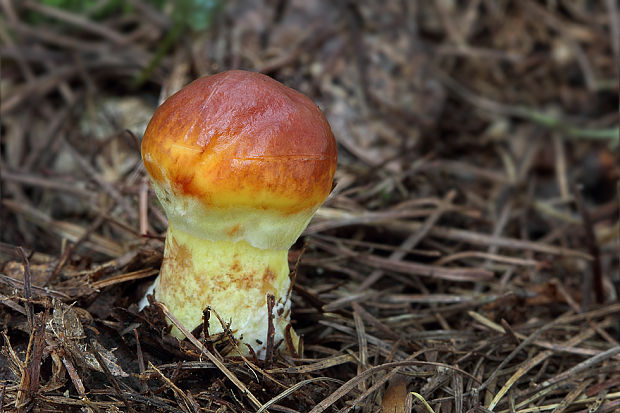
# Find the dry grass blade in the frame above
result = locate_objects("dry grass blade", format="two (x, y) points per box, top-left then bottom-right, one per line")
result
(357, 190), (457, 290)
(2, 200), (124, 256)
(340, 367), (403, 413)
(352, 303), (369, 387)
(550, 379), (591, 413)
(154, 302), (264, 411)
(63, 141), (138, 221)
(358, 254), (494, 281)
(543, 345), (620, 387)
(389, 221), (592, 260)
(0, 272), (71, 300)
(256, 377), (343, 413)
(266, 354), (356, 374)
(16, 246), (34, 327)
(89, 268), (158, 289)
(309, 360), (480, 413)
(149, 362), (199, 413)
(16, 312), (47, 411)
(486, 328), (609, 410)
(1, 169), (96, 198)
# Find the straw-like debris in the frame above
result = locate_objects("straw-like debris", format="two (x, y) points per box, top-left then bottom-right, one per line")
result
(1, 0), (619, 412)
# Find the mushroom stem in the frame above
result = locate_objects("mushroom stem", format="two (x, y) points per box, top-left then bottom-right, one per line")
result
(155, 224), (298, 357)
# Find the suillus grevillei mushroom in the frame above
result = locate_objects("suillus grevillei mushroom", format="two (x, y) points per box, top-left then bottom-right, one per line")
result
(140, 70), (337, 357)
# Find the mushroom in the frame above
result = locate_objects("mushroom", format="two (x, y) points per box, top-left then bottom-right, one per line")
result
(141, 70), (337, 357)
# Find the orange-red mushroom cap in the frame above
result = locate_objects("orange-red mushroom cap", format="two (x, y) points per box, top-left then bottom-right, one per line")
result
(141, 70), (337, 215)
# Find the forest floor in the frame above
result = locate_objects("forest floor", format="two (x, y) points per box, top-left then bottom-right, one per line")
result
(1, 1), (619, 412)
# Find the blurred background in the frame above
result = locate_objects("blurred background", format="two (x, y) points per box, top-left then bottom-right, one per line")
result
(1, 0), (619, 411)
(2, 0), (619, 254)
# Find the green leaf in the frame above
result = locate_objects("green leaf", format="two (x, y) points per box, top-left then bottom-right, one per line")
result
(172, 0), (222, 31)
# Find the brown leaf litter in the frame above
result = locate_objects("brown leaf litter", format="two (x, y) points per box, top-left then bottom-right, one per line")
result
(1, 0), (619, 411)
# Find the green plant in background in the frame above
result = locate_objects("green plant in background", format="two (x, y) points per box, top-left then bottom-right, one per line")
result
(39, 0), (94, 9)
(28, 0), (133, 23)
(35, 0), (220, 27)
(38, 0), (100, 11)
(521, 107), (619, 147)
(133, 0), (223, 87)
(173, 0), (222, 31)
(25, 0), (223, 86)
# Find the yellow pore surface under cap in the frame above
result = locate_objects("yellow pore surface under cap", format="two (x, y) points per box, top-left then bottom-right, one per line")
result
(151, 174), (320, 251)
(155, 223), (298, 357)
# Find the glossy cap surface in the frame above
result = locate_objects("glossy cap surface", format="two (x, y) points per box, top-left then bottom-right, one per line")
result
(142, 70), (337, 215)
